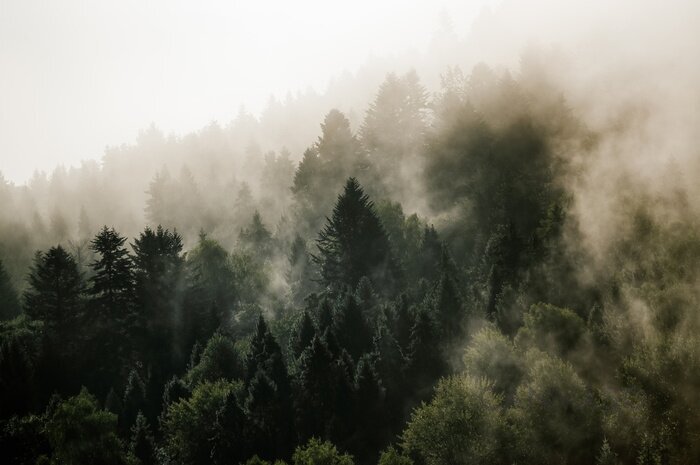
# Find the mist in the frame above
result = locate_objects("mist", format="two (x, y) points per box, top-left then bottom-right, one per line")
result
(2, 1), (700, 464)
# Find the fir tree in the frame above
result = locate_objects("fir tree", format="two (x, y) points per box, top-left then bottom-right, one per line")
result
(314, 178), (398, 293)
(24, 246), (84, 333)
(89, 226), (134, 318)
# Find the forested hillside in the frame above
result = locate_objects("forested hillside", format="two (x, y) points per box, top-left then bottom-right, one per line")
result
(2, 51), (700, 465)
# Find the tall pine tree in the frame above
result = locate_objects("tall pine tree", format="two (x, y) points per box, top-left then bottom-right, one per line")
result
(314, 178), (398, 293)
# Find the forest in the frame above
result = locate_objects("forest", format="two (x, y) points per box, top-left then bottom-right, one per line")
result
(2, 45), (700, 465)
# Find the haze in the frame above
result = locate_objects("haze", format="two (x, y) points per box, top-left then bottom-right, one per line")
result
(0, 0), (499, 185)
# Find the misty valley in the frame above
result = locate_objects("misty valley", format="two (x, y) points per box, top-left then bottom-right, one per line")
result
(2, 3), (700, 465)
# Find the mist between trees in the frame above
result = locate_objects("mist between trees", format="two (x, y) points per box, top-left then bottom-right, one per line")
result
(2, 3), (700, 464)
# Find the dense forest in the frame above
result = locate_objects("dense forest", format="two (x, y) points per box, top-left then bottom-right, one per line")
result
(2, 47), (700, 465)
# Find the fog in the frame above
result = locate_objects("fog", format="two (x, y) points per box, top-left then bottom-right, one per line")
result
(2, 1), (700, 464)
(0, 0), (500, 184)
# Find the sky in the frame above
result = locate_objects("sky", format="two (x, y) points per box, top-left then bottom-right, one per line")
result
(0, 0), (499, 185)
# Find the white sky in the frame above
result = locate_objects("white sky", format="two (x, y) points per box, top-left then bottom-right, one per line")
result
(0, 0), (497, 185)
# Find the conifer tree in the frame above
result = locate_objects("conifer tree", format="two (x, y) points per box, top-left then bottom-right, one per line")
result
(89, 226), (134, 319)
(131, 226), (185, 375)
(314, 178), (398, 293)
(244, 316), (294, 456)
(87, 227), (135, 393)
(24, 246), (84, 333)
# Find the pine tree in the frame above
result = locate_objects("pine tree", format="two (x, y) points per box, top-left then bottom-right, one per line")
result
(87, 227), (135, 393)
(89, 227), (134, 322)
(131, 226), (185, 375)
(244, 316), (294, 457)
(294, 111), (367, 237)
(185, 233), (235, 342)
(314, 178), (398, 292)
(360, 71), (428, 197)
(24, 246), (84, 332)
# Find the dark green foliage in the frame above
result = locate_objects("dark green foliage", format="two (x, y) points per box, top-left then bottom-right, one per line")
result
(389, 295), (413, 353)
(0, 333), (36, 418)
(292, 311), (316, 359)
(185, 233), (236, 340)
(317, 298), (334, 334)
(292, 437), (354, 465)
(89, 226), (134, 319)
(405, 309), (445, 399)
(377, 446), (413, 465)
(131, 226), (185, 381)
(245, 316), (294, 458)
(162, 380), (250, 465)
(352, 355), (385, 463)
(186, 331), (244, 385)
(0, 259), (20, 320)
(509, 351), (602, 465)
(314, 178), (398, 293)
(427, 252), (464, 341)
(24, 246), (84, 331)
(45, 388), (127, 465)
(295, 335), (339, 442)
(402, 375), (505, 465)
(87, 226), (135, 394)
(515, 303), (588, 358)
(121, 368), (147, 433)
(8, 58), (700, 465)
(334, 294), (373, 361)
(463, 327), (524, 402)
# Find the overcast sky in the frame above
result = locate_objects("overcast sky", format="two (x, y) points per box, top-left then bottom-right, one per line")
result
(0, 0), (499, 184)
